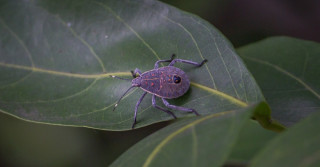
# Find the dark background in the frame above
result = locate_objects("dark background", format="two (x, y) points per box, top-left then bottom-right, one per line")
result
(162, 0), (320, 47)
(1, 0), (319, 166)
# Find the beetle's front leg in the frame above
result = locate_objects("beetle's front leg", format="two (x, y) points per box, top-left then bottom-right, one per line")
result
(154, 54), (176, 69)
(169, 58), (207, 67)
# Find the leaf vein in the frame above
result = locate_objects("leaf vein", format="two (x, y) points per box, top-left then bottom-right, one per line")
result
(0, 62), (130, 78)
(230, 48), (248, 102)
(72, 88), (138, 118)
(242, 56), (320, 100)
(0, 72), (33, 89)
(164, 16), (217, 89)
(213, 40), (240, 99)
(190, 82), (247, 107)
(94, 1), (162, 61)
(0, 17), (35, 88)
(142, 110), (236, 167)
(189, 18), (246, 101)
(54, 15), (107, 72)
(2, 78), (99, 104)
(0, 17), (35, 67)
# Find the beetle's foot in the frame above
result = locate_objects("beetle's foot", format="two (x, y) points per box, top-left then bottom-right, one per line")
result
(131, 70), (136, 78)
(170, 53), (176, 60)
(172, 114), (177, 119)
(131, 122), (136, 129)
(192, 109), (200, 116)
(199, 59), (208, 67)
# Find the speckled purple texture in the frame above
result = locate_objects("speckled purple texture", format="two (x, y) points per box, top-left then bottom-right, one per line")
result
(139, 66), (190, 99)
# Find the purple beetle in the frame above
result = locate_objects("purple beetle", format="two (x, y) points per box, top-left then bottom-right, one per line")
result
(112, 54), (207, 128)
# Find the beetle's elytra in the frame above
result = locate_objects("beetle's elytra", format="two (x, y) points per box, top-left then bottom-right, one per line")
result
(112, 54), (207, 129)
(133, 66), (189, 99)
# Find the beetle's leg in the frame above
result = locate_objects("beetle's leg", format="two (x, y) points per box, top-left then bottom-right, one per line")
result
(132, 92), (148, 129)
(131, 68), (142, 78)
(161, 98), (200, 116)
(152, 95), (177, 119)
(154, 54), (176, 69)
(169, 58), (207, 67)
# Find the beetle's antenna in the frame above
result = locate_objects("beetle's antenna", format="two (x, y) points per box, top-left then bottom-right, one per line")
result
(113, 86), (135, 111)
(110, 75), (132, 81)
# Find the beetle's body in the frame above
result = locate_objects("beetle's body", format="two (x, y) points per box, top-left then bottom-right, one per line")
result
(112, 54), (207, 129)
(132, 66), (190, 99)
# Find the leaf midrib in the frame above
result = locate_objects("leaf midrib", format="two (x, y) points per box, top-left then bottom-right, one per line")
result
(0, 61), (247, 107)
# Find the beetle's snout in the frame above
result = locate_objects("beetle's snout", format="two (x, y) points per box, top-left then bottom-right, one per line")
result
(131, 77), (141, 87)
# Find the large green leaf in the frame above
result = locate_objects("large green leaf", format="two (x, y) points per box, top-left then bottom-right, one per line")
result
(0, 0), (263, 130)
(111, 102), (267, 167)
(238, 37), (320, 126)
(250, 112), (320, 167)
(227, 120), (277, 164)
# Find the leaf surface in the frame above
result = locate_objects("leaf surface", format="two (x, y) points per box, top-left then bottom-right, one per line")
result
(250, 112), (320, 167)
(0, 0), (262, 130)
(111, 102), (268, 167)
(239, 37), (320, 126)
(227, 120), (277, 163)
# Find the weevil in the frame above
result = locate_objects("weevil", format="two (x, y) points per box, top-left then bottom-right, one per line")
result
(112, 54), (207, 128)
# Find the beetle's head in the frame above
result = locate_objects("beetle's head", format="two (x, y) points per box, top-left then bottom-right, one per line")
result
(131, 77), (141, 87)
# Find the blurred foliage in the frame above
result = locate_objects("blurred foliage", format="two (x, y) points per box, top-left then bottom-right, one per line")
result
(0, 112), (169, 166)
(162, 0), (320, 47)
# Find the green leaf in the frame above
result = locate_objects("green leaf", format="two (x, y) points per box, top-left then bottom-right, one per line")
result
(227, 120), (277, 163)
(0, 0), (263, 130)
(238, 37), (320, 126)
(250, 112), (320, 167)
(111, 102), (267, 167)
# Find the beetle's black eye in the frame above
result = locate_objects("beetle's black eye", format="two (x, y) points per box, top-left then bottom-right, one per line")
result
(173, 76), (181, 84)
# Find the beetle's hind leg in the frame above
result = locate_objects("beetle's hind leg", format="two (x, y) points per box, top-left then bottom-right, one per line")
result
(152, 95), (177, 119)
(132, 92), (148, 129)
(161, 98), (200, 116)
(169, 58), (207, 67)
(154, 54), (176, 69)
(131, 68), (142, 78)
